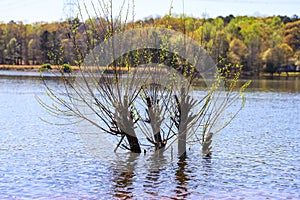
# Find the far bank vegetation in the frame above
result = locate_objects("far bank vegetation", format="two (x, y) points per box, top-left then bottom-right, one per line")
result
(0, 15), (299, 75)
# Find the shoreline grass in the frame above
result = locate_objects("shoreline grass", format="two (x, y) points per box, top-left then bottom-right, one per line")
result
(260, 72), (300, 77)
(0, 64), (81, 71)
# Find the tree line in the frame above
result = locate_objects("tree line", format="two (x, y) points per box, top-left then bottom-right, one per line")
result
(0, 14), (299, 75)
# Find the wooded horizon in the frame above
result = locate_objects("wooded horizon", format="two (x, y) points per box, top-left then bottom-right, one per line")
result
(0, 14), (299, 75)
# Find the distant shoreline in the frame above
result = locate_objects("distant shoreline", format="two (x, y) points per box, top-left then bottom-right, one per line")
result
(0, 64), (299, 78)
(0, 65), (80, 71)
(0, 64), (40, 71)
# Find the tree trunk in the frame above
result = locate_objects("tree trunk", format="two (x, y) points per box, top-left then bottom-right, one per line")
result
(154, 131), (165, 150)
(178, 126), (187, 158)
(125, 134), (141, 153)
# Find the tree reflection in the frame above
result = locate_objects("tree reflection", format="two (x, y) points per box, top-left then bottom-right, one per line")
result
(143, 149), (167, 197)
(111, 153), (139, 199)
(108, 151), (215, 199)
(174, 155), (191, 199)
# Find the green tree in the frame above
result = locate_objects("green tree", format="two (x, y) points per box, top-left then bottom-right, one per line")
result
(40, 30), (52, 64)
(225, 16), (245, 40)
(5, 38), (21, 64)
(48, 31), (64, 65)
(194, 17), (229, 63)
(0, 24), (6, 64)
(261, 17), (284, 55)
(210, 18), (229, 62)
(240, 19), (264, 73)
(5, 21), (22, 64)
(20, 23), (34, 65)
(28, 37), (40, 65)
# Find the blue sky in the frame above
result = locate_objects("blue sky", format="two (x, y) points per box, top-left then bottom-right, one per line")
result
(0, 0), (299, 23)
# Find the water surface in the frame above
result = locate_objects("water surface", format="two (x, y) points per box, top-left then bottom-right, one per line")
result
(0, 72), (299, 199)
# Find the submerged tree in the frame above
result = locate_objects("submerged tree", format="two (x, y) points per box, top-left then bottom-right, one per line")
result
(38, 0), (250, 158)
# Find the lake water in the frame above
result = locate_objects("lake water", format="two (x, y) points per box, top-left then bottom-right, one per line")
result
(0, 72), (299, 199)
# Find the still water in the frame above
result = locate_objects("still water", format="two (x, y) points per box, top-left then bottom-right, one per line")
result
(0, 72), (299, 199)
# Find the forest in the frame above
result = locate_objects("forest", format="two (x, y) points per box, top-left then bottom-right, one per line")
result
(0, 14), (299, 75)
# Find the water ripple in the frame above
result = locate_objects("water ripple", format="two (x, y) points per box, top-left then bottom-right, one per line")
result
(0, 77), (299, 199)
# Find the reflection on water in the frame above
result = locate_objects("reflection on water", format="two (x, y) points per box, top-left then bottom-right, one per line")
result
(112, 154), (137, 199)
(247, 77), (300, 93)
(143, 151), (167, 198)
(174, 156), (190, 199)
(194, 76), (300, 93)
(0, 72), (299, 199)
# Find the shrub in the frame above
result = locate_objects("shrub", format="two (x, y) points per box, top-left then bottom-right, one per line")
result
(62, 63), (72, 73)
(39, 63), (52, 72)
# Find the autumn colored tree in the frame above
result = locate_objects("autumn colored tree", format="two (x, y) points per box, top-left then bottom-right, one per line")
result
(284, 20), (300, 51)
(6, 37), (23, 65)
(28, 37), (40, 65)
(262, 48), (279, 75)
(227, 38), (248, 66)
(280, 43), (294, 66)
(0, 15), (298, 75)
(262, 43), (293, 75)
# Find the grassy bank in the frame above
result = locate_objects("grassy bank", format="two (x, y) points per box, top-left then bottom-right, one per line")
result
(1, 64), (300, 78)
(260, 72), (300, 77)
(0, 65), (80, 71)
(0, 65), (40, 71)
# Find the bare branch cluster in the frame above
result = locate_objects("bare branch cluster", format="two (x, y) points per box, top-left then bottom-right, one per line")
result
(38, 0), (250, 158)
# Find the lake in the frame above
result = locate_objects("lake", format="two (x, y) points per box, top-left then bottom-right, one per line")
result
(0, 72), (299, 199)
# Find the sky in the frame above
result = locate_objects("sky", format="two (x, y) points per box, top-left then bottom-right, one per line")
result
(0, 0), (299, 24)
